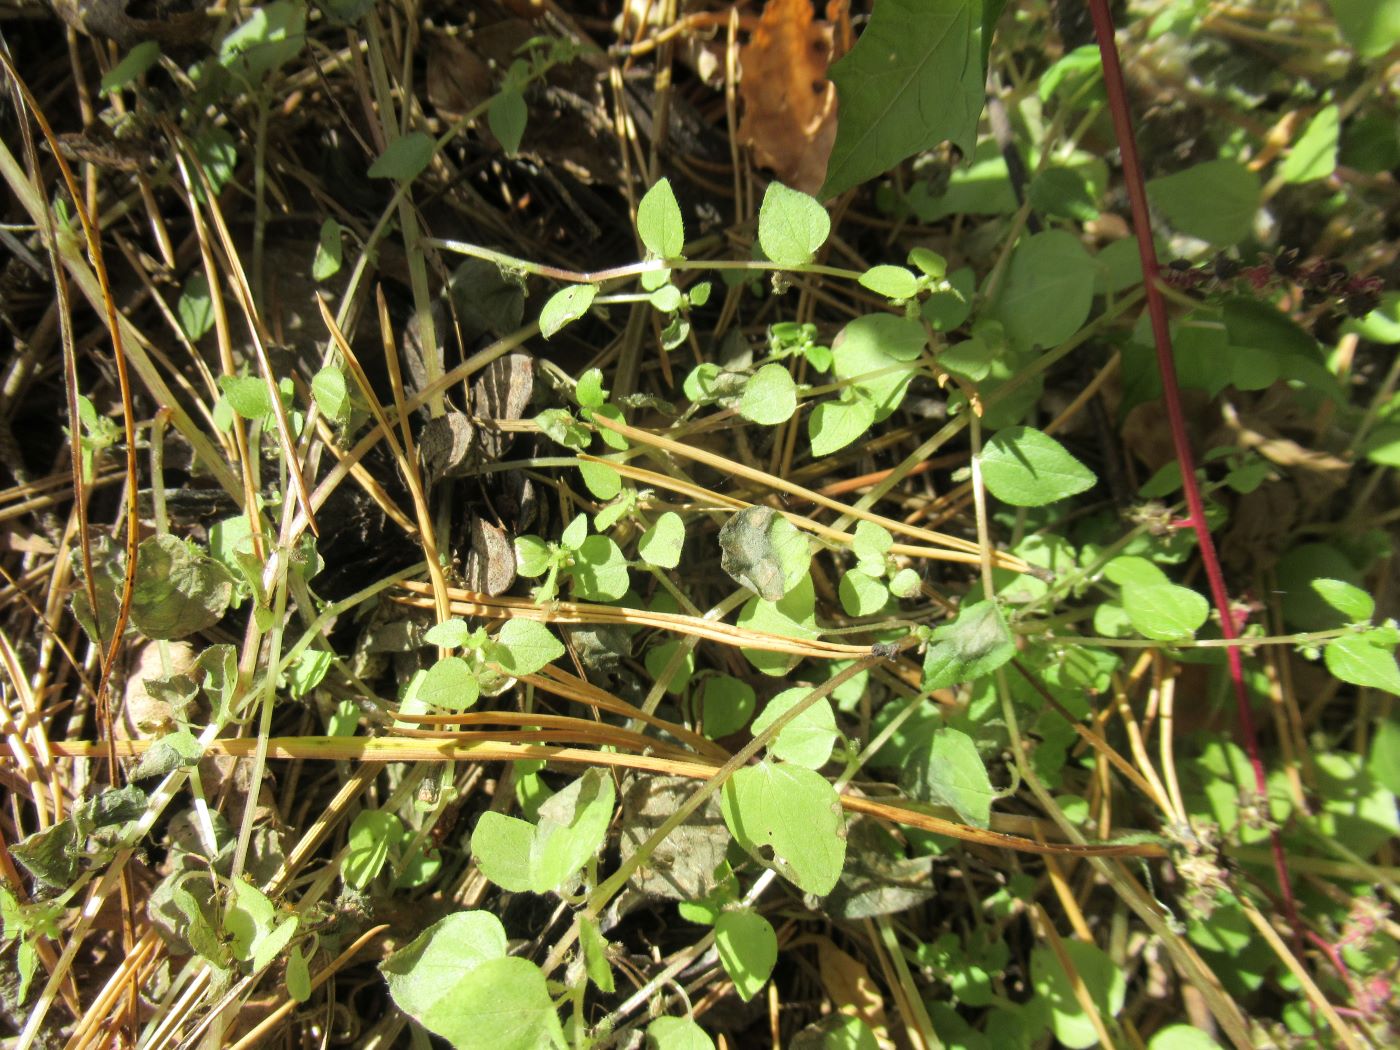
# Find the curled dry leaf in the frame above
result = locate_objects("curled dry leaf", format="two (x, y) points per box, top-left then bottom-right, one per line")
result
(738, 0), (840, 196)
(464, 515), (517, 596)
(424, 32), (494, 120)
(472, 352), (534, 460)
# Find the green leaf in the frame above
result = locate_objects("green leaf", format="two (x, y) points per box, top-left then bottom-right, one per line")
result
(809, 397), (876, 457)
(1327, 0), (1400, 57)
(368, 132), (436, 182)
(647, 1017), (716, 1050)
(989, 231), (1097, 352)
(922, 265), (975, 331)
(540, 285), (597, 339)
(1147, 160), (1260, 245)
(382, 911), (508, 1017)
(488, 86), (527, 156)
(1030, 940), (1126, 1050)
(858, 265), (920, 300)
(922, 600), (1015, 690)
(738, 576), (819, 676)
(579, 915), (615, 993)
(1028, 167), (1099, 221)
(286, 942), (311, 1001)
(638, 178), (685, 259)
(831, 314), (924, 420)
(403, 954), (563, 1050)
(1369, 719), (1400, 795)
(980, 426), (1095, 506)
(721, 760), (846, 895)
(178, 274), (216, 341)
(715, 909), (777, 1001)
(838, 571), (888, 617)
(344, 811), (403, 889)
(644, 639), (696, 695)
(129, 535), (235, 640)
(578, 458), (623, 501)
(219, 375), (270, 420)
(905, 728), (994, 827)
(639, 512), (685, 569)
(739, 364), (798, 426)
(701, 675), (757, 737)
(757, 182), (830, 266)
(491, 620), (564, 676)
(718, 505), (811, 601)
(311, 364), (351, 424)
(851, 520), (893, 568)
(514, 535), (554, 577)
(821, 0), (984, 198)
(470, 813), (536, 892)
(1326, 631), (1400, 695)
(418, 656), (480, 710)
(310, 217), (344, 281)
(219, 1), (306, 82)
(937, 336), (994, 382)
(1310, 578), (1375, 623)
(529, 769), (616, 892)
(1122, 582), (1209, 641)
(1148, 1025), (1224, 1050)
(889, 567), (922, 598)
(1281, 105), (1340, 184)
(101, 41), (161, 93)
(751, 687), (838, 768)
(568, 534), (630, 601)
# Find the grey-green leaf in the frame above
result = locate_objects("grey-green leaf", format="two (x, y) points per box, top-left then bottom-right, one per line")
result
(904, 728), (995, 827)
(718, 506), (811, 601)
(367, 132), (436, 182)
(922, 600), (1015, 690)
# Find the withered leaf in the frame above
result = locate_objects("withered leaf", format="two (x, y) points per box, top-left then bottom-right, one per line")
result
(464, 515), (517, 596)
(471, 352), (534, 460)
(418, 411), (476, 483)
(738, 0), (838, 196)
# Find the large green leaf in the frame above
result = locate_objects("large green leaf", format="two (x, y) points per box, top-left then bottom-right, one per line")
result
(980, 426), (1096, 506)
(1147, 160), (1260, 245)
(1327, 0), (1400, 57)
(989, 231), (1097, 352)
(821, 0), (985, 198)
(721, 761), (846, 895)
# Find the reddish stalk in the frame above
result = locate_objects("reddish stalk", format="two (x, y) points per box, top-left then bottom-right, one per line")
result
(1085, 1), (1304, 945)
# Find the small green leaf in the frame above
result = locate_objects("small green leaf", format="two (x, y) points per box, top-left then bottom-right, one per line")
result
(737, 576), (819, 676)
(344, 811), (403, 889)
(575, 367), (607, 409)
(1326, 631), (1400, 695)
(470, 813), (536, 892)
(368, 132), (436, 181)
(721, 760), (846, 895)
(1281, 104), (1340, 184)
(540, 285), (597, 339)
(401, 954), (564, 1050)
(904, 728), (995, 827)
(888, 567), (921, 598)
(715, 909), (777, 1001)
(381, 911), (508, 1018)
(1148, 1025), (1224, 1050)
(1147, 160), (1260, 245)
(838, 571), (888, 617)
(286, 943), (311, 1002)
(515, 536), (554, 577)
(418, 656), (480, 710)
(178, 274), (216, 341)
(757, 182), (830, 267)
(851, 520), (893, 570)
(561, 514), (589, 551)
(488, 86), (527, 155)
(645, 639), (696, 695)
(1122, 582), (1209, 641)
(718, 506), (811, 601)
(218, 1), (305, 82)
(647, 1017), (715, 1050)
(739, 364), (798, 426)
(701, 675), (756, 737)
(980, 426), (1096, 506)
(1327, 0), (1400, 58)
(751, 687), (837, 768)
(859, 265), (919, 300)
(492, 620), (564, 676)
(639, 512), (685, 569)
(312, 217), (343, 281)
(809, 396), (876, 456)
(578, 458), (623, 501)
(101, 41), (160, 93)
(638, 178), (685, 259)
(579, 915), (615, 993)
(311, 364), (351, 424)
(219, 375), (271, 420)
(922, 600), (1015, 690)
(1028, 167), (1099, 221)
(529, 769), (616, 893)
(1310, 578), (1375, 623)
(568, 534), (630, 601)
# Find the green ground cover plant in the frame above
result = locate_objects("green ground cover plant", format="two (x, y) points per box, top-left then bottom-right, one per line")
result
(0, 0), (1397, 1047)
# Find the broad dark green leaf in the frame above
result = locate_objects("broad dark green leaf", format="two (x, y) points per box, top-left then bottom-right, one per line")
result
(980, 426), (1096, 506)
(1147, 160), (1260, 245)
(822, 0), (984, 198)
(989, 231), (1097, 352)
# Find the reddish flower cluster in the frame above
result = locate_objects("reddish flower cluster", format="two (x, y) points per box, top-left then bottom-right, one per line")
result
(1160, 249), (1384, 319)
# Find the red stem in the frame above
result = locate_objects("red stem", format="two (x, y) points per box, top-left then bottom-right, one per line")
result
(1085, 1), (1303, 943)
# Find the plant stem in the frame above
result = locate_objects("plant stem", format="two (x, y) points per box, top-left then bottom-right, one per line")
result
(1086, 0), (1303, 949)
